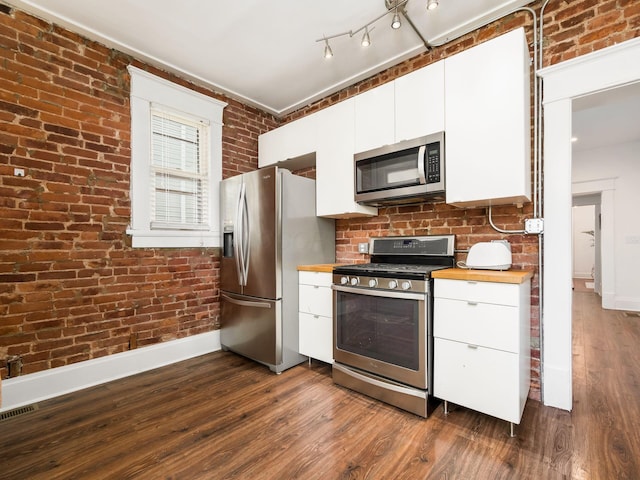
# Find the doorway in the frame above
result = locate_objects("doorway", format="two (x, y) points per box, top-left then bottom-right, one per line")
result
(539, 37), (640, 410)
(572, 202), (597, 293)
(572, 194), (601, 297)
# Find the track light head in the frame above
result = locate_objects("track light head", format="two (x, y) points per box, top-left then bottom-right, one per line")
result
(361, 27), (371, 47)
(391, 10), (401, 29)
(323, 39), (333, 59)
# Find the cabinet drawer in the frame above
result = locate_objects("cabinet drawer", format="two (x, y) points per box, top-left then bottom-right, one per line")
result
(299, 312), (334, 364)
(434, 278), (520, 306)
(299, 284), (333, 317)
(434, 338), (522, 423)
(299, 271), (332, 288)
(434, 298), (519, 352)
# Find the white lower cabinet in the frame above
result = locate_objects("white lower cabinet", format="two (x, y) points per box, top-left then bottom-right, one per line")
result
(298, 270), (334, 364)
(433, 275), (531, 433)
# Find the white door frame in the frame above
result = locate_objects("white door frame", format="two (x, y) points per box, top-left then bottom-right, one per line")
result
(538, 37), (640, 410)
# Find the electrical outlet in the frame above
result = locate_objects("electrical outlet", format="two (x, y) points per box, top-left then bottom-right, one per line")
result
(525, 218), (544, 234)
(358, 242), (369, 254)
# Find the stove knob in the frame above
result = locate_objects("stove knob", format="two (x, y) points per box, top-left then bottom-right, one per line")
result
(368, 278), (378, 288)
(340, 276), (349, 285)
(401, 281), (412, 290)
(388, 280), (398, 289)
(350, 277), (360, 286)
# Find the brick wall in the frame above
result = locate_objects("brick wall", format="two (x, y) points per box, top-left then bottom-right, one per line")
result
(0, 6), (276, 377)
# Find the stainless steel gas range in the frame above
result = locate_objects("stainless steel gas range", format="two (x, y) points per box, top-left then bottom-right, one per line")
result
(332, 235), (455, 417)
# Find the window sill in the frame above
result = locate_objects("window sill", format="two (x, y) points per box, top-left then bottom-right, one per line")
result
(127, 229), (221, 248)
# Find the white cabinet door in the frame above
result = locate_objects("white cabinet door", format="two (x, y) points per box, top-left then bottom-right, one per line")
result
(444, 27), (531, 207)
(316, 100), (378, 218)
(299, 284), (333, 318)
(299, 270), (333, 288)
(395, 60), (445, 142)
(434, 338), (521, 423)
(435, 278), (521, 306)
(434, 298), (519, 353)
(258, 113), (318, 168)
(354, 82), (395, 153)
(299, 312), (334, 364)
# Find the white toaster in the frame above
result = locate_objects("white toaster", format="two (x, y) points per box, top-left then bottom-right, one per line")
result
(465, 240), (512, 270)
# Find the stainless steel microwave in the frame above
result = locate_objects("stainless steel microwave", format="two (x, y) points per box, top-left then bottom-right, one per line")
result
(354, 132), (445, 206)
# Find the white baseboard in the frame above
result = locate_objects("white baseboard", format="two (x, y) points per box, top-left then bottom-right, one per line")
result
(614, 297), (640, 312)
(1, 331), (221, 413)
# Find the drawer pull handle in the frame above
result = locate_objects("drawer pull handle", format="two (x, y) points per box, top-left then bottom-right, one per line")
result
(313, 315), (320, 319)
(467, 301), (478, 306)
(467, 344), (478, 349)
(467, 281), (477, 285)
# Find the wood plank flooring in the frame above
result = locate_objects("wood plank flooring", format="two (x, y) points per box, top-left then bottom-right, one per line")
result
(1, 290), (639, 479)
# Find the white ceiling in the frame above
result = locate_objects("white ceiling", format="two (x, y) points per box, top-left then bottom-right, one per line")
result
(6, 0), (532, 116)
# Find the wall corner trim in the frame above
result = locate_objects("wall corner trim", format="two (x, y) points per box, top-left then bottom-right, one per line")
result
(0, 331), (221, 413)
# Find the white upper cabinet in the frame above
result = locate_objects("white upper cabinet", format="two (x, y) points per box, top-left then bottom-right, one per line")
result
(316, 99), (378, 218)
(444, 28), (531, 207)
(258, 112), (318, 168)
(354, 82), (395, 154)
(395, 60), (445, 143)
(354, 61), (445, 154)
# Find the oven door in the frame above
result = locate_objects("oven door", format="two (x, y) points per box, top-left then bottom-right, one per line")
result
(332, 284), (430, 390)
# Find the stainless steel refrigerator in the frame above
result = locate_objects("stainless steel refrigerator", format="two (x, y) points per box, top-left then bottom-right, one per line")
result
(220, 166), (335, 373)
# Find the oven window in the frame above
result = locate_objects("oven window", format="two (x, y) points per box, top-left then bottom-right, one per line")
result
(335, 290), (420, 371)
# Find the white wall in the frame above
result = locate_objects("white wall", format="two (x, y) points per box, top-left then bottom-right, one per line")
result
(572, 205), (595, 278)
(573, 141), (640, 310)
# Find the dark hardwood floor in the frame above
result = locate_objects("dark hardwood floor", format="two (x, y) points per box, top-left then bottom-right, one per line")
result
(1, 290), (639, 479)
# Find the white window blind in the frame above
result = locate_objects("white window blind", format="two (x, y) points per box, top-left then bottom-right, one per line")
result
(150, 109), (210, 230)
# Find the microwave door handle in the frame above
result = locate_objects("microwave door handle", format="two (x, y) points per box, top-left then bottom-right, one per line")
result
(417, 145), (427, 185)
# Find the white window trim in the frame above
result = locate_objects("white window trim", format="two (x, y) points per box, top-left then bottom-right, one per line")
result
(127, 66), (227, 248)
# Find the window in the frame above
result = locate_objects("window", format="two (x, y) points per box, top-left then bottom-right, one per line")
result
(150, 110), (209, 230)
(127, 66), (226, 248)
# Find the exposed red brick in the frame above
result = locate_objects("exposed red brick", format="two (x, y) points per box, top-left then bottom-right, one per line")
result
(0, 7), (261, 378)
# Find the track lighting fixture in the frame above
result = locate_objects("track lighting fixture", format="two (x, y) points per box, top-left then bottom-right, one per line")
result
(316, 0), (438, 59)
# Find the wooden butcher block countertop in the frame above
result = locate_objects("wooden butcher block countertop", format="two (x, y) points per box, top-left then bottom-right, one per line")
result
(431, 268), (534, 284)
(297, 264), (346, 273)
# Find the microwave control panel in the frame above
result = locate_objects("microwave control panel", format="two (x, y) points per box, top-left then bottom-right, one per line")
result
(426, 142), (441, 184)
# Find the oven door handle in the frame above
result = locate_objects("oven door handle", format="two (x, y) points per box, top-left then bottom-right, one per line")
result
(332, 284), (426, 301)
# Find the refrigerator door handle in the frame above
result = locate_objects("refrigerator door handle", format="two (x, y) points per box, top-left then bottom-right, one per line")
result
(235, 183), (246, 286)
(241, 183), (251, 285)
(221, 293), (272, 309)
